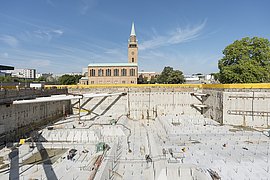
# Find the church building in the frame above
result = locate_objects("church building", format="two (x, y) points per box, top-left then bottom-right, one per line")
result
(80, 23), (138, 85)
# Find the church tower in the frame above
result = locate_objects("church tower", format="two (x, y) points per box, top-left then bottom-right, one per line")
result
(128, 22), (138, 63)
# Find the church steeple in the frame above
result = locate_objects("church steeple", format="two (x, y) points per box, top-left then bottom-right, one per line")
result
(130, 22), (136, 36)
(128, 22), (138, 64)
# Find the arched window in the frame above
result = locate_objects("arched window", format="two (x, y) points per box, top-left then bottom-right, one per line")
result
(98, 69), (104, 76)
(89, 69), (96, 76)
(114, 69), (119, 76)
(129, 69), (135, 76)
(121, 69), (127, 76)
(106, 69), (111, 76)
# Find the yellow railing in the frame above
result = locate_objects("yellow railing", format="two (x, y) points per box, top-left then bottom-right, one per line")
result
(44, 83), (270, 89)
(44, 84), (202, 89)
(0, 86), (17, 89)
(201, 83), (270, 89)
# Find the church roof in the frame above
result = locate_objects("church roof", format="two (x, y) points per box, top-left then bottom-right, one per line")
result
(130, 22), (136, 36)
(88, 63), (138, 67)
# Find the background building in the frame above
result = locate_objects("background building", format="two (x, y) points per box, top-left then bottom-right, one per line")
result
(80, 23), (138, 85)
(0, 65), (14, 77)
(5, 68), (36, 79)
(138, 71), (159, 82)
(81, 63), (138, 85)
(184, 73), (215, 84)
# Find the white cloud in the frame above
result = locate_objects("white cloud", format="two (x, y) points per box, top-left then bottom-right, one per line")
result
(0, 35), (19, 47)
(34, 29), (64, 40)
(79, 0), (98, 15)
(52, 29), (63, 35)
(140, 20), (206, 50)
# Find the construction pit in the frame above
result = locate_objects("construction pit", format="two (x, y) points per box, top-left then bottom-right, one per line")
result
(1, 86), (270, 179)
(0, 112), (269, 179)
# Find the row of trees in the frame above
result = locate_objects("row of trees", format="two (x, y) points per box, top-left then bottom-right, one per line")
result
(138, 66), (185, 84)
(0, 76), (37, 83)
(37, 74), (82, 85)
(58, 75), (82, 85)
(0, 74), (82, 85)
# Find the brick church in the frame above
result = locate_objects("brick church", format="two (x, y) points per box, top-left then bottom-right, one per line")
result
(80, 23), (138, 85)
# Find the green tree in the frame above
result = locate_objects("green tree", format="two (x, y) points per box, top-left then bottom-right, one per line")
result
(157, 66), (185, 84)
(36, 76), (47, 82)
(74, 75), (83, 83)
(58, 75), (76, 85)
(137, 74), (148, 84)
(0, 76), (13, 82)
(149, 76), (158, 84)
(218, 37), (270, 83)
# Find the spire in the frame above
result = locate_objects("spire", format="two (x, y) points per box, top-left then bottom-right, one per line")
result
(130, 22), (136, 36)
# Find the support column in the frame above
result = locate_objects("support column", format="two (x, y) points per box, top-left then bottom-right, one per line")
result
(78, 99), (81, 121)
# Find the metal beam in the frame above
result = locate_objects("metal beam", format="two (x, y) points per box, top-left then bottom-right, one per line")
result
(12, 95), (82, 104)
(83, 92), (127, 98)
(12, 92), (127, 105)
(190, 92), (209, 97)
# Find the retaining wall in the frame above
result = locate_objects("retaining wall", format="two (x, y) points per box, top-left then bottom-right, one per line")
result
(203, 89), (270, 127)
(70, 87), (202, 120)
(0, 89), (71, 144)
(70, 87), (270, 128)
(222, 90), (270, 127)
(203, 89), (223, 123)
(1, 85), (270, 145)
(0, 88), (67, 104)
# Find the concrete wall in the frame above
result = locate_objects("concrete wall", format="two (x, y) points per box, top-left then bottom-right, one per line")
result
(203, 89), (270, 127)
(70, 87), (270, 128)
(222, 90), (270, 127)
(128, 91), (201, 119)
(0, 89), (70, 144)
(70, 87), (201, 120)
(0, 88), (67, 104)
(3, 86), (268, 144)
(203, 89), (223, 123)
(0, 100), (71, 142)
(76, 88), (128, 120)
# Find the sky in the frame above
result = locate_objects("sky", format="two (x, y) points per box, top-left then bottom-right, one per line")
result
(0, 0), (269, 75)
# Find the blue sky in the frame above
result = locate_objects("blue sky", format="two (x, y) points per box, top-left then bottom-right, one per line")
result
(0, 0), (269, 75)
